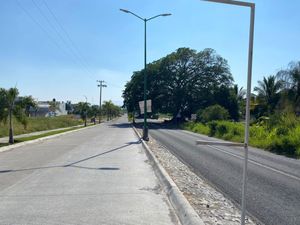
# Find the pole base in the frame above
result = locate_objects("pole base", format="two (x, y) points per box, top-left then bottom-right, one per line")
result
(143, 126), (149, 141)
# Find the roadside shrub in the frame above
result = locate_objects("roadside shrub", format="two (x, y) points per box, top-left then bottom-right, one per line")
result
(182, 117), (300, 158)
(216, 124), (227, 137)
(182, 121), (210, 135)
(198, 104), (229, 123)
(208, 121), (217, 136)
(267, 136), (299, 157)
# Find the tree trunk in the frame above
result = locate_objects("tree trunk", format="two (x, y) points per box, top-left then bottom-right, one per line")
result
(9, 108), (14, 144)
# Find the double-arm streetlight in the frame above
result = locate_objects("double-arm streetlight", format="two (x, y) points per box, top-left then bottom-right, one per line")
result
(203, 1), (255, 225)
(120, 8), (171, 141)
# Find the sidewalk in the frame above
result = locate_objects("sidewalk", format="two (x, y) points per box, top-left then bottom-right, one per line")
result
(0, 117), (180, 225)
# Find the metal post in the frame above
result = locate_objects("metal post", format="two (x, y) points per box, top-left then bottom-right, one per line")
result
(84, 95), (87, 127)
(100, 81), (102, 123)
(143, 19), (149, 141)
(97, 80), (106, 124)
(241, 5), (255, 225)
(119, 9), (171, 141)
(201, 1), (255, 225)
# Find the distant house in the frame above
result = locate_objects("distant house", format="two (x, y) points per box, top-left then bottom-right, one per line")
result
(29, 101), (68, 117)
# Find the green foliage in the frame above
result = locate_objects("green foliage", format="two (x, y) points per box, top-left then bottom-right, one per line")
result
(0, 115), (82, 138)
(102, 100), (121, 121)
(0, 87), (35, 143)
(123, 47), (233, 119)
(198, 105), (229, 123)
(253, 75), (282, 116)
(73, 102), (90, 120)
(183, 114), (300, 158)
(181, 121), (210, 136)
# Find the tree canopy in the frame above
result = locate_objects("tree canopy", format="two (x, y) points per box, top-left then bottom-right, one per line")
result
(123, 47), (237, 120)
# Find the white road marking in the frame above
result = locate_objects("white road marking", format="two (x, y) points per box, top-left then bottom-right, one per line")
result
(207, 145), (300, 182)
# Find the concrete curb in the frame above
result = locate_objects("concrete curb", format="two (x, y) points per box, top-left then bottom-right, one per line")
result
(0, 124), (97, 153)
(132, 126), (205, 225)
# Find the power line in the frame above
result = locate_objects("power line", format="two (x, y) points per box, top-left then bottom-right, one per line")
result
(15, 0), (73, 61)
(42, 0), (96, 77)
(30, 0), (94, 77)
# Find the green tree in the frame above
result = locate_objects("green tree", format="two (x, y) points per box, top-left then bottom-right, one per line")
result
(0, 88), (28, 144)
(102, 100), (121, 121)
(254, 75), (282, 115)
(197, 104), (229, 123)
(73, 102), (90, 126)
(88, 105), (99, 124)
(19, 96), (37, 116)
(123, 47), (233, 120)
(277, 61), (300, 113)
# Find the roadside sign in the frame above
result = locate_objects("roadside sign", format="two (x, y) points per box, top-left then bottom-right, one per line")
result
(139, 100), (152, 114)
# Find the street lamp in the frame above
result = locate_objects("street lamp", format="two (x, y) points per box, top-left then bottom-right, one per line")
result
(97, 80), (107, 123)
(120, 8), (171, 141)
(202, 1), (255, 225)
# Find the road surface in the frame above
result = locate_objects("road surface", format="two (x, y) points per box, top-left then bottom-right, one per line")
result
(148, 123), (300, 225)
(0, 117), (179, 225)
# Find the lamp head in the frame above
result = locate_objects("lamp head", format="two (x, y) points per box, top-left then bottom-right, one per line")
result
(161, 13), (172, 16)
(120, 8), (130, 13)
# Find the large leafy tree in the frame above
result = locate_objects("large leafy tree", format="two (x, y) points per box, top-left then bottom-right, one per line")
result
(0, 88), (30, 144)
(253, 75), (282, 115)
(123, 47), (234, 120)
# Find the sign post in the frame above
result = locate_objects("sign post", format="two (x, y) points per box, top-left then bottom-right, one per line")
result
(200, 1), (255, 225)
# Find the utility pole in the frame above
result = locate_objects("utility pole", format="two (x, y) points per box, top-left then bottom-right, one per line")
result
(83, 95), (87, 127)
(97, 80), (107, 123)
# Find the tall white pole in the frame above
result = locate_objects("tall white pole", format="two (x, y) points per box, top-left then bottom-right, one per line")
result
(241, 4), (255, 225)
(202, 1), (255, 225)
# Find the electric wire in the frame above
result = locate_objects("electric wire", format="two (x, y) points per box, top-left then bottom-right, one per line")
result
(42, 0), (96, 77)
(30, 0), (94, 77)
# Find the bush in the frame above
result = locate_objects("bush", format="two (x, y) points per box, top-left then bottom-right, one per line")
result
(181, 121), (210, 135)
(182, 117), (300, 158)
(267, 136), (299, 157)
(198, 105), (229, 123)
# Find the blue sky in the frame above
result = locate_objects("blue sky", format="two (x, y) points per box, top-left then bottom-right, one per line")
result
(0, 0), (299, 105)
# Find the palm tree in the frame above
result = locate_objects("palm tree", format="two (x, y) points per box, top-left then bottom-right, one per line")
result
(0, 88), (29, 144)
(7, 88), (19, 143)
(254, 75), (282, 115)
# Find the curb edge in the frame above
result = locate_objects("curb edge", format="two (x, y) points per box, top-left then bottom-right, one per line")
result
(132, 125), (205, 225)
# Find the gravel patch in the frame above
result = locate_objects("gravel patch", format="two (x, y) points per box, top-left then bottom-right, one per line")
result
(136, 127), (260, 225)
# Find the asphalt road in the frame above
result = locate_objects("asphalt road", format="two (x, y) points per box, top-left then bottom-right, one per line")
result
(0, 117), (179, 225)
(147, 123), (300, 225)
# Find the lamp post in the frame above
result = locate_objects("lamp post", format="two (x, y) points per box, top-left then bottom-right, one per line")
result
(83, 95), (88, 127)
(120, 8), (171, 141)
(97, 80), (107, 123)
(202, 1), (255, 225)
